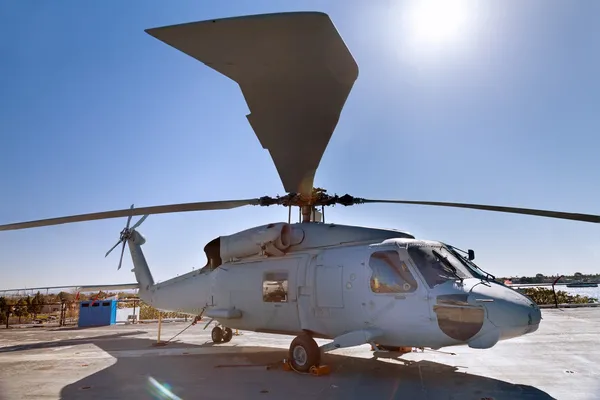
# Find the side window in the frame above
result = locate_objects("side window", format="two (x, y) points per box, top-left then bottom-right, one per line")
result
(369, 250), (418, 294)
(263, 271), (288, 302)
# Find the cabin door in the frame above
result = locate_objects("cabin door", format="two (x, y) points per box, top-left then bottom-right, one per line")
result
(260, 256), (302, 333)
(303, 247), (369, 338)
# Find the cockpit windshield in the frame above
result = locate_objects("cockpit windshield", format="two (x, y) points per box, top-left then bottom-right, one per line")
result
(445, 244), (495, 282)
(407, 244), (475, 288)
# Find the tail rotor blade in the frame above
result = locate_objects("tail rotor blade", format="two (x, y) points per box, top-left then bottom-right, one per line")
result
(105, 240), (122, 258)
(117, 240), (127, 270)
(131, 214), (149, 230)
(125, 204), (134, 229)
(105, 205), (139, 269)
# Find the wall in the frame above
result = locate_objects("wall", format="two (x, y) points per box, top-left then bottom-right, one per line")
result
(116, 306), (140, 323)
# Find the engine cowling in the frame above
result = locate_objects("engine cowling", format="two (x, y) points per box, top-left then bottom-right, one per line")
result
(220, 223), (304, 262)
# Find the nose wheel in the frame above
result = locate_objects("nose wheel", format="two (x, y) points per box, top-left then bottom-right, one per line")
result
(211, 326), (233, 343)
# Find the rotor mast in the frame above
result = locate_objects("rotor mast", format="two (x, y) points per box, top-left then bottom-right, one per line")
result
(301, 205), (313, 223)
(279, 187), (332, 223)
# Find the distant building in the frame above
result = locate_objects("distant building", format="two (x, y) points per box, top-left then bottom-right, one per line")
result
(40, 303), (78, 314)
(41, 304), (61, 313)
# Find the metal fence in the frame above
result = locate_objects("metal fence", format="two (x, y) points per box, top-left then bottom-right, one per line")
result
(0, 298), (193, 329)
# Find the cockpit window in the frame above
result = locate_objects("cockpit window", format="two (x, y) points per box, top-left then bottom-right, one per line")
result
(408, 245), (474, 288)
(445, 244), (493, 281)
(368, 250), (418, 294)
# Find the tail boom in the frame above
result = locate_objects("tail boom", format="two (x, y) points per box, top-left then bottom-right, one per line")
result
(126, 230), (211, 315)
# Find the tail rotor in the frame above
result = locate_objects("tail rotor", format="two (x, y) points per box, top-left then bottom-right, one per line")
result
(105, 204), (149, 270)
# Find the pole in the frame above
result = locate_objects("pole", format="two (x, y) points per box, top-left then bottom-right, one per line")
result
(132, 300), (137, 324)
(59, 302), (65, 327)
(157, 312), (162, 343)
(552, 275), (564, 309)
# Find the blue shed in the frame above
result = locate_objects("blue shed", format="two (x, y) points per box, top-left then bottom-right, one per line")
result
(78, 299), (117, 327)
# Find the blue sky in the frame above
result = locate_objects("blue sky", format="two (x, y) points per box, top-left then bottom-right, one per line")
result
(1, 0), (599, 290)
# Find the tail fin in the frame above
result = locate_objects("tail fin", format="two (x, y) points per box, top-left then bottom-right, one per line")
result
(127, 230), (155, 302)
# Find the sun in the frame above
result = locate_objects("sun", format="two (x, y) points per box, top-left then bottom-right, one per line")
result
(393, 0), (477, 56)
(409, 1), (470, 45)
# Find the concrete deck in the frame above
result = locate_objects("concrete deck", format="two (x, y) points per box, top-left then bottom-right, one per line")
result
(0, 308), (598, 399)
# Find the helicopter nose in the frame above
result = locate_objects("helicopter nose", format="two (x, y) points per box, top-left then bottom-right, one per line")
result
(469, 283), (541, 340)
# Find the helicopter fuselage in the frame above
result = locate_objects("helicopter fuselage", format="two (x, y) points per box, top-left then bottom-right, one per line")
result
(132, 222), (541, 351)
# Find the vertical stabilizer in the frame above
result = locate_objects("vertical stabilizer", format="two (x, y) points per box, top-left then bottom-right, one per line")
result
(127, 230), (155, 303)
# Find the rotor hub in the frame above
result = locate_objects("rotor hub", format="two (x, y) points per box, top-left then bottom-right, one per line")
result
(258, 188), (363, 208)
(119, 228), (131, 242)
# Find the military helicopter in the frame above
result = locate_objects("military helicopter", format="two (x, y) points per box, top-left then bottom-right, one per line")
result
(1, 12), (598, 373)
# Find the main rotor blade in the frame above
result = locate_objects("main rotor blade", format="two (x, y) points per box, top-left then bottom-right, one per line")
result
(0, 199), (260, 232)
(145, 12), (359, 196)
(360, 199), (600, 223)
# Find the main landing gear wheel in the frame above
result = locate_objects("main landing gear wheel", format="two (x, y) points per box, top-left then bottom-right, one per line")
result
(288, 334), (321, 372)
(222, 327), (233, 343)
(211, 326), (223, 343)
(211, 326), (233, 344)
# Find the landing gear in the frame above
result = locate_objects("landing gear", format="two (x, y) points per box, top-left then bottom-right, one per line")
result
(211, 326), (223, 343)
(210, 326), (233, 344)
(288, 334), (321, 372)
(222, 327), (233, 343)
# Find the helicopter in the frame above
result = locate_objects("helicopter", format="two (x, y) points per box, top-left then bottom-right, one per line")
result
(1, 11), (599, 373)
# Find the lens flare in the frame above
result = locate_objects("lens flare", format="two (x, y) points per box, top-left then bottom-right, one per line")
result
(147, 376), (182, 400)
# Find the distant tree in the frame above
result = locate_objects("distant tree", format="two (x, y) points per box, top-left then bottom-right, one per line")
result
(57, 291), (74, 305)
(519, 276), (534, 284)
(29, 292), (43, 319)
(25, 296), (32, 317)
(13, 298), (29, 324)
(45, 293), (58, 304)
(0, 297), (8, 326)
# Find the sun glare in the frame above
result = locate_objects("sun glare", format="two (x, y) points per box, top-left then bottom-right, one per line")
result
(409, 1), (469, 45)
(393, 0), (478, 58)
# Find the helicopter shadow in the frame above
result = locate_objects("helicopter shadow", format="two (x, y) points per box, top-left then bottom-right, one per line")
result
(0, 329), (556, 400)
(0, 330), (147, 353)
(44, 333), (553, 399)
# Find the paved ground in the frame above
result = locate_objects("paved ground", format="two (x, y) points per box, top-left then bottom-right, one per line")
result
(0, 308), (598, 400)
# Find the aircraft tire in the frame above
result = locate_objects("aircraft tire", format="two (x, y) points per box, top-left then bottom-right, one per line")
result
(222, 327), (233, 343)
(289, 334), (320, 373)
(211, 326), (223, 343)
